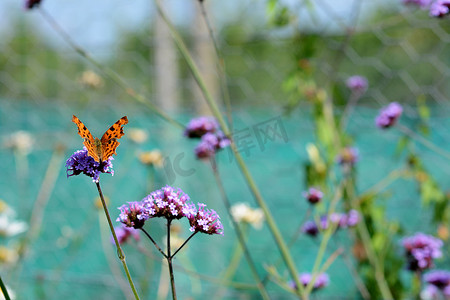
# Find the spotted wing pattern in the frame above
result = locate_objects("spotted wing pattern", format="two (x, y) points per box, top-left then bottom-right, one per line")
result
(100, 116), (128, 162)
(72, 115), (99, 162)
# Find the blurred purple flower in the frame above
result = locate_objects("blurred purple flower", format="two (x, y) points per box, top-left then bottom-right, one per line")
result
(403, 0), (432, 8)
(186, 203), (223, 235)
(375, 102), (403, 129)
(113, 225), (140, 245)
(424, 270), (450, 289)
(402, 233), (443, 271)
(337, 147), (359, 166)
(184, 116), (219, 138)
(25, 0), (42, 9)
(194, 132), (230, 160)
(346, 75), (368, 93)
(142, 186), (191, 220)
(66, 147), (114, 183)
(289, 273), (329, 291)
(421, 285), (440, 300)
(116, 201), (149, 229)
(430, 0), (450, 17)
(344, 209), (360, 227)
(303, 187), (323, 205)
(302, 221), (319, 237)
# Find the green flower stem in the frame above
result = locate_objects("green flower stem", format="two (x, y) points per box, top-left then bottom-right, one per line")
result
(197, 0), (234, 130)
(167, 219), (177, 300)
(152, 0), (305, 296)
(37, 7), (184, 129)
(0, 275), (11, 300)
(303, 184), (343, 296)
(171, 232), (197, 258)
(210, 159), (270, 300)
(95, 181), (140, 300)
(344, 180), (394, 300)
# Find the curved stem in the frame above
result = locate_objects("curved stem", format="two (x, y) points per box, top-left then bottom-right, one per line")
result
(171, 232), (197, 258)
(210, 158), (271, 300)
(95, 181), (140, 300)
(140, 227), (168, 259)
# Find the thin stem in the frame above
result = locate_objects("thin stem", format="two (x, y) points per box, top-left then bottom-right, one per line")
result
(344, 181), (394, 300)
(333, 238), (370, 300)
(152, 1), (304, 296)
(197, 0), (234, 130)
(398, 124), (450, 161)
(0, 276), (11, 300)
(95, 181), (140, 300)
(340, 91), (361, 131)
(37, 7), (183, 129)
(210, 158), (271, 300)
(166, 219), (177, 300)
(171, 232), (197, 258)
(140, 227), (168, 259)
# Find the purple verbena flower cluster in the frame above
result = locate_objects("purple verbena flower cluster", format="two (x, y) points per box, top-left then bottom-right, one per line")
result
(289, 272), (329, 292)
(303, 187), (323, 205)
(375, 102), (403, 129)
(185, 203), (224, 235)
(184, 117), (219, 138)
(66, 147), (114, 182)
(402, 233), (443, 271)
(117, 201), (150, 229)
(142, 186), (191, 220)
(346, 75), (368, 94)
(403, 0), (450, 17)
(302, 210), (360, 236)
(184, 116), (230, 159)
(113, 225), (140, 244)
(116, 186), (223, 235)
(422, 270), (450, 299)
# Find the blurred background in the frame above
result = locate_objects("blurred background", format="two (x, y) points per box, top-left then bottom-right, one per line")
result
(0, 0), (449, 299)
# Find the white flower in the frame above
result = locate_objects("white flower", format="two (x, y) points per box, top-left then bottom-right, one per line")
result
(0, 213), (28, 238)
(4, 131), (34, 154)
(231, 203), (265, 230)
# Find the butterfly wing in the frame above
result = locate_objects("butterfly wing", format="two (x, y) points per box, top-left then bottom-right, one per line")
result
(72, 115), (100, 162)
(100, 116), (128, 161)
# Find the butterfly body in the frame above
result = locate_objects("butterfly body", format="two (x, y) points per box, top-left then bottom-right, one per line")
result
(72, 115), (128, 163)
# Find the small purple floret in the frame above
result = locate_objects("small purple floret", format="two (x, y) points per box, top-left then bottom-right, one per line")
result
(142, 186), (191, 220)
(65, 147), (114, 182)
(113, 225), (140, 244)
(424, 270), (450, 289)
(375, 102), (403, 129)
(289, 273), (329, 292)
(402, 233), (443, 271)
(303, 187), (323, 205)
(184, 116), (219, 138)
(346, 75), (368, 93)
(187, 203), (224, 235)
(430, 0), (450, 17)
(302, 221), (319, 237)
(116, 201), (149, 229)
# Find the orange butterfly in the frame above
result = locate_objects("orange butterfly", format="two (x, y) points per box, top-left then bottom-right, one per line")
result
(72, 115), (128, 163)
